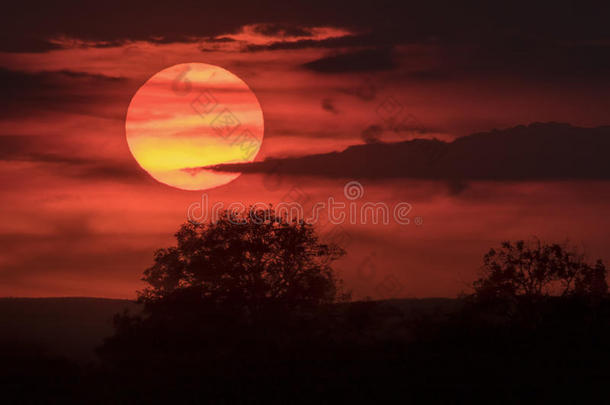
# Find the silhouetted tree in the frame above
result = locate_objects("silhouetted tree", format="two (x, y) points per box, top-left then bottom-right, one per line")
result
(139, 206), (348, 314)
(98, 207), (350, 376)
(473, 239), (607, 302)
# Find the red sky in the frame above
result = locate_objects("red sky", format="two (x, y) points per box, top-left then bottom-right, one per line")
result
(3, 4), (610, 299)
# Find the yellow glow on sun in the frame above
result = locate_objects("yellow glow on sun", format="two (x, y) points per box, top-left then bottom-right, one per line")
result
(125, 63), (264, 190)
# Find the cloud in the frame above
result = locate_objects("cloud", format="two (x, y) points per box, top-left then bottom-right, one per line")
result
(321, 98), (339, 114)
(340, 78), (379, 101)
(0, 1), (366, 52)
(404, 40), (610, 80)
(243, 34), (367, 52)
(0, 68), (128, 119)
(0, 67), (122, 87)
(206, 123), (610, 182)
(361, 125), (382, 144)
(2, 2), (610, 85)
(0, 212), (152, 296)
(0, 36), (64, 53)
(361, 117), (434, 144)
(302, 48), (397, 73)
(0, 135), (143, 182)
(250, 23), (315, 38)
(205, 37), (237, 43)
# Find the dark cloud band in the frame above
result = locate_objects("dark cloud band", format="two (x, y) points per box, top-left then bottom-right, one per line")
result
(207, 123), (610, 182)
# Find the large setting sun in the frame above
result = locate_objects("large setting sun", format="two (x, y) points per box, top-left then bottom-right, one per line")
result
(125, 63), (264, 190)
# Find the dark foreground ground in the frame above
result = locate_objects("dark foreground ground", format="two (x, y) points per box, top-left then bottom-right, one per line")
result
(1, 297), (609, 404)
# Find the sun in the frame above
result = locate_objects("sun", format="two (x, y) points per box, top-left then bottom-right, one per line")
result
(125, 63), (264, 190)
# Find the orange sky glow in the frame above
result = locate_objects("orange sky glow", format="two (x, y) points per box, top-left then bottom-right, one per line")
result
(2, 22), (610, 299)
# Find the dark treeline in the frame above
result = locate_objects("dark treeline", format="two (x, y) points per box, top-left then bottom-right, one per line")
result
(4, 209), (610, 404)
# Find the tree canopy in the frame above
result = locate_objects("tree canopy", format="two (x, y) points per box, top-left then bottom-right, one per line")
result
(473, 239), (607, 301)
(139, 207), (348, 314)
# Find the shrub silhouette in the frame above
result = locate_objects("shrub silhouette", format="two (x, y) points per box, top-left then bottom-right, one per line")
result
(473, 239), (607, 301)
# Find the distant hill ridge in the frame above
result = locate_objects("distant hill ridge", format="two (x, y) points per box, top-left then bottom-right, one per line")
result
(0, 297), (457, 361)
(0, 297), (140, 362)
